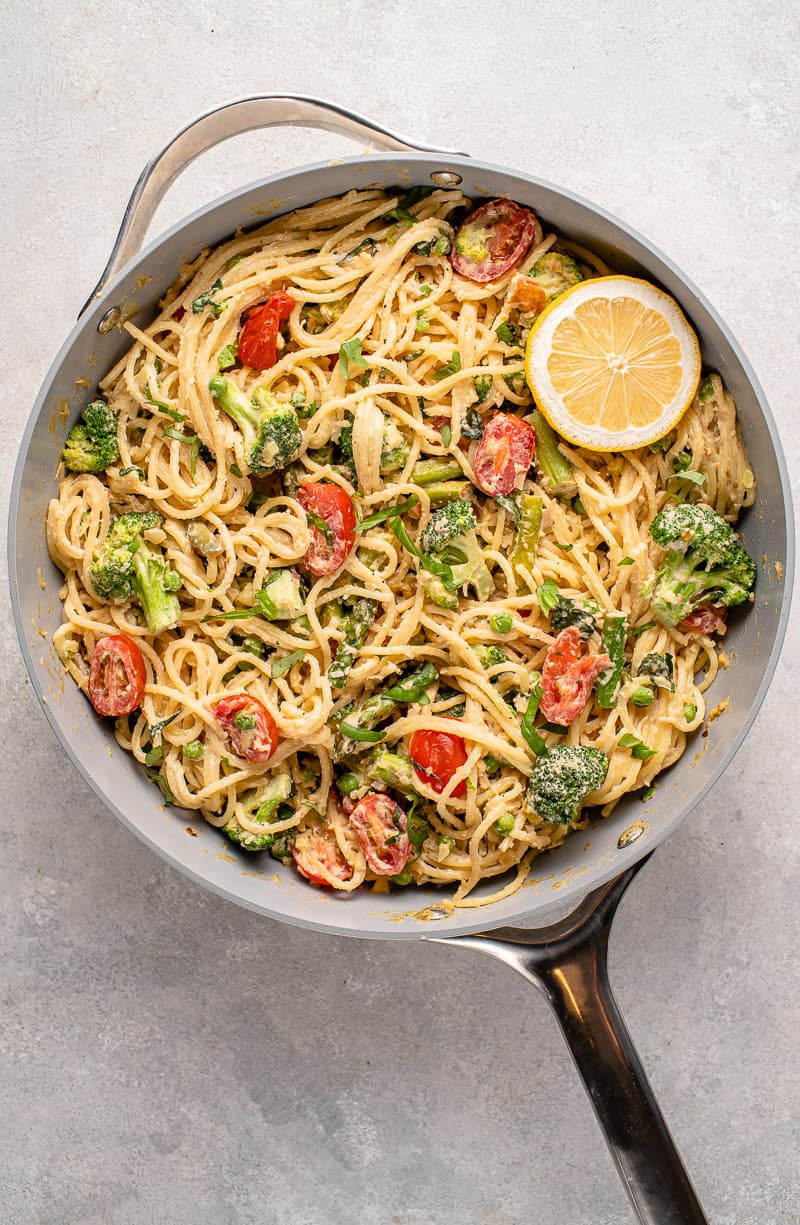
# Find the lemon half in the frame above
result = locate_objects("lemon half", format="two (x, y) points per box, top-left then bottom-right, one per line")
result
(524, 276), (701, 452)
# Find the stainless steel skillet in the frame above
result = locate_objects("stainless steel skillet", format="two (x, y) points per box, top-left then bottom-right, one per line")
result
(8, 96), (794, 1224)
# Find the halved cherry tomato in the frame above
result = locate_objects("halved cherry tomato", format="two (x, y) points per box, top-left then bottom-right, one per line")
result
(540, 627), (611, 724)
(238, 290), (296, 370)
(409, 728), (468, 798)
(473, 412), (536, 496)
(292, 829), (354, 888)
(451, 199), (540, 283)
(297, 483), (356, 577)
(680, 604), (728, 635)
(349, 792), (411, 876)
(88, 634), (146, 717)
(511, 276), (547, 314)
(212, 693), (278, 762)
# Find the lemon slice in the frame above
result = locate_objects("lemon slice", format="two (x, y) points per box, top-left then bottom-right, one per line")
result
(524, 275), (701, 451)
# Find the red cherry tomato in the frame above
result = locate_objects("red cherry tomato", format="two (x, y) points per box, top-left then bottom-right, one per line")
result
(292, 829), (354, 888)
(473, 412), (536, 496)
(238, 290), (295, 370)
(297, 483), (356, 577)
(540, 627), (611, 724)
(409, 728), (468, 798)
(680, 604), (728, 634)
(88, 634), (146, 717)
(451, 199), (540, 283)
(212, 693), (278, 762)
(348, 792), (411, 876)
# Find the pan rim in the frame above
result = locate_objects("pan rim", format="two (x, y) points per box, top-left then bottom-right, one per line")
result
(8, 150), (795, 940)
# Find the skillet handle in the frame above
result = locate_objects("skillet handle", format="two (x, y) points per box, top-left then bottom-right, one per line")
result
(438, 860), (709, 1225)
(82, 94), (467, 312)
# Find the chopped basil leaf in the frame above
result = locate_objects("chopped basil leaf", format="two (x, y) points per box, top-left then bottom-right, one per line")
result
(163, 427), (201, 478)
(338, 337), (369, 379)
(356, 495), (419, 530)
(191, 279), (226, 318)
(618, 557), (634, 566)
(495, 321), (521, 347)
(144, 385), (184, 422)
(271, 650), (305, 679)
(339, 236), (378, 263)
(146, 768), (174, 805)
(440, 424), (452, 447)
(336, 721), (386, 743)
(119, 465), (145, 479)
(306, 509), (334, 544)
(536, 579), (560, 613)
(495, 494), (521, 525)
(148, 711), (181, 739)
(434, 350), (461, 381)
(474, 374), (493, 403)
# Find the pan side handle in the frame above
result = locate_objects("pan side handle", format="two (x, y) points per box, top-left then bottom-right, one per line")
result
(81, 95), (467, 314)
(436, 861), (709, 1225)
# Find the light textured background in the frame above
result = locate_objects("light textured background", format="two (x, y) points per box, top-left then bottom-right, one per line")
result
(1, 2), (798, 1223)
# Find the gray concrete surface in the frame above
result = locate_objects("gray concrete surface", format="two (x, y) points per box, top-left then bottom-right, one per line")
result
(1, 2), (799, 1222)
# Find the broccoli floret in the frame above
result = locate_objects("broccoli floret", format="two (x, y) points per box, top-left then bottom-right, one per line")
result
(476, 644), (506, 669)
(380, 419), (411, 473)
(419, 499), (477, 552)
(91, 511), (181, 635)
(550, 597), (598, 639)
(336, 421), (355, 472)
(419, 501), (494, 603)
(223, 774), (293, 851)
(636, 652), (675, 691)
(62, 400), (120, 472)
(644, 502), (756, 628)
(526, 252), (584, 301)
(254, 569), (307, 621)
(526, 746), (608, 826)
(209, 375), (302, 474)
(366, 748), (416, 792)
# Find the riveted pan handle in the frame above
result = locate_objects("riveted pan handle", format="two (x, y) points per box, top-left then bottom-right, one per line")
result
(436, 859), (709, 1225)
(81, 94), (468, 314)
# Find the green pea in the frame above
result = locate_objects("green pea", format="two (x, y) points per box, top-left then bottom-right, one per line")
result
(438, 835), (456, 849)
(392, 869), (413, 886)
(234, 712), (256, 731)
(629, 686), (654, 707)
(338, 772), (361, 796)
(493, 814), (515, 835)
(490, 612), (513, 634)
(184, 740), (204, 760)
(684, 703), (697, 722)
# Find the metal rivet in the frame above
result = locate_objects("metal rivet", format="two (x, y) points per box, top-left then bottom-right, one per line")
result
(430, 170), (462, 187)
(98, 306), (121, 334)
(617, 823), (645, 849)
